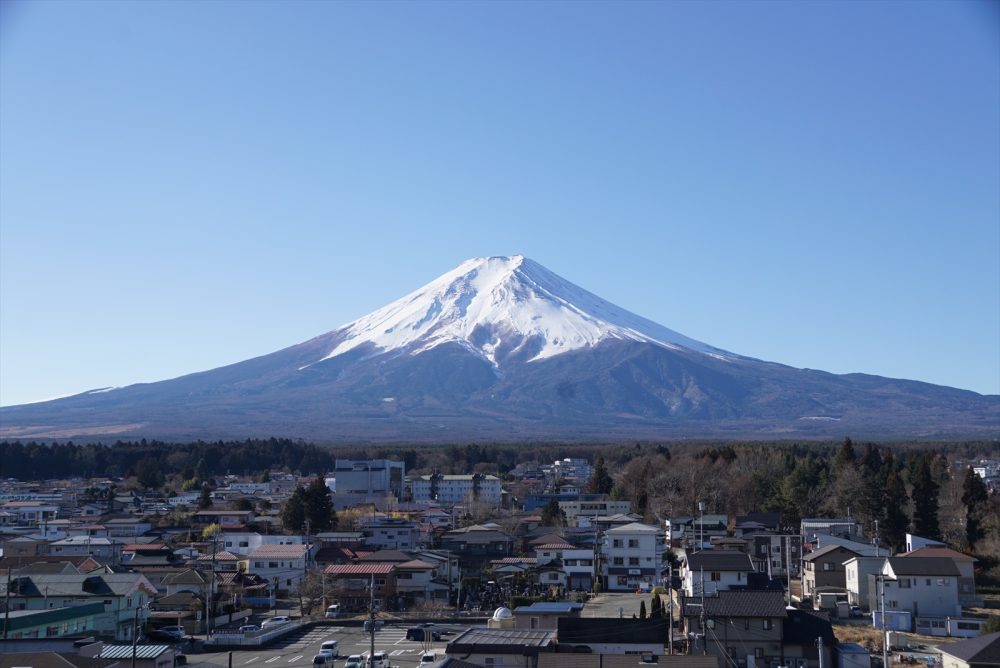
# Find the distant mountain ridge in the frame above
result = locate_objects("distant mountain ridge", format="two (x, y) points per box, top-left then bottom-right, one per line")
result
(1, 256), (997, 442)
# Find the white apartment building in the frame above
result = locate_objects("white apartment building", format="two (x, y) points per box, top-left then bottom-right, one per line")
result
(410, 474), (502, 505)
(601, 522), (664, 592)
(559, 498), (632, 527)
(219, 532), (304, 556)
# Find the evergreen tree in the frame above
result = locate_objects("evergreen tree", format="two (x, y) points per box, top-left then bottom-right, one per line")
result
(882, 466), (909, 554)
(833, 437), (856, 473)
(961, 467), (989, 550)
(281, 486), (308, 533)
(304, 476), (337, 532)
(639, 600), (647, 619)
(587, 457), (614, 495)
(198, 484), (213, 510)
(540, 498), (564, 526)
(650, 593), (662, 618)
(910, 455), (941, 540)
(135, 456), (164, 490)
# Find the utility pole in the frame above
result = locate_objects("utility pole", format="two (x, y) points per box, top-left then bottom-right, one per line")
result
(369, 573), (376, 661)
(668, 561), (674, 655)
(818, 636), (825, 668)
(131, 604), (141, 668)
(879, 568), (889, 668)
(207, 532), (218, 638)
(3, 567), (13, 640)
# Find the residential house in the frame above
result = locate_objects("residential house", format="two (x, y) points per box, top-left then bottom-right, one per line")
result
(802, 545), (861, 608)
(867, 557), (962, 627)
(247, 544), (311, 593)
(191, 510), (255, 528)
(47, 537), (122, 562)
(601, 522), (665, 592)
(534, 539), (593, 591)
(902, 547), (980, 607)
(323, 563), (397, 612)
(682, 551), (756, 597)
(801, 518), (863, 543)
(669, 515), (729, 549)
(394, 559), (449, 607)
(844, 556), (886, 611)
(218, 532), (304, 556)
(0, 572), (158, 641)
(744, 532), (801, 579)
(440, 525), (513, 577)
(682, 590), (836, 668)
(939, 631), (1000, 668)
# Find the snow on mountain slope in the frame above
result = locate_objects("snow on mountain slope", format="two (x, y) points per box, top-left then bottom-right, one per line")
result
(315, 255), (732, 368)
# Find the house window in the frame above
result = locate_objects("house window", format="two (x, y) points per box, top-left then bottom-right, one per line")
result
(613, 558), (624, 566)
(629, 539), (639, 548)
(613, 540), (623, 548)
(548, 573), (559, 581)
(269, 562), (278, 568)
(755, 649), (764, 659)
(926, 579), (931, 586)
(899, 579), (911, 588)
(773, 546), (781, 553)
(763, 619), (773, 630)
(772, 560), (781, 568)
(823, 563), (833, 571)
(744, 619), (750, 630)
(711, 572), (721, 581)
(629, 557), (640, 566)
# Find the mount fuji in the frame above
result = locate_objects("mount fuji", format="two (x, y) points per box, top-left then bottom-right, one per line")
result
(1, 255), (996, 441)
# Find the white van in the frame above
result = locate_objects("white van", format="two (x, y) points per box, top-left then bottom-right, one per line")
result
(325, 604), (341, 619)
(261, 616), (291, 629)
(319, 640), (339, 657)
(367, 651), (389, 668)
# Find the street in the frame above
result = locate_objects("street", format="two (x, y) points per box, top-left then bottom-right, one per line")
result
(192, 624), (451, 668)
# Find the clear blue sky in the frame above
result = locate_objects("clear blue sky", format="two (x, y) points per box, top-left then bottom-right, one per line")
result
(1, 0), (998, 407)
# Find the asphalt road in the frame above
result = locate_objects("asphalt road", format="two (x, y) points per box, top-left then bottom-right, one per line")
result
(193, 624), (453, 668)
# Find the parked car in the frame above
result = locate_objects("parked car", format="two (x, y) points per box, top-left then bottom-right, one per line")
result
(367, 651), (389, 668)
(420, 652), (437, 664)
(344, 656), (364, 668)
(325, 604), (341, 619)
(261, 616), (291, 629)
(148, 626), (184, 642)
(319, 640), (339, 658)
(406, 627), (441, 642)
(312, 655), (330, 665)
(239, 625), (258, 634)
(363, 620), (385, 633)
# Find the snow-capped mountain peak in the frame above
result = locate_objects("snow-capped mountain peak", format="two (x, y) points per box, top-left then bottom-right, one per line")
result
(316, 255), (730, 367)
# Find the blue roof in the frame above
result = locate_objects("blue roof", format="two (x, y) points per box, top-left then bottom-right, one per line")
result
(513, 602), (583, 613)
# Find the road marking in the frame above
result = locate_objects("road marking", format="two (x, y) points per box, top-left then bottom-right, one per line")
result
(265, 657), (280, 663)
(390, 649), (405, 656)
(244, 657), (260, 664)
(287, 656), (303, 663)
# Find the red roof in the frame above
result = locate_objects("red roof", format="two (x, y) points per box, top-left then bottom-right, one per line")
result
(324, 563), (396, 575)
(903, 547), (978, 562)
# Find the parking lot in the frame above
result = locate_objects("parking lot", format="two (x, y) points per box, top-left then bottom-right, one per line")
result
(192, 623), (453, 668)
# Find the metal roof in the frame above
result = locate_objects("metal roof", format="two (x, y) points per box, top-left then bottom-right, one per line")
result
(324, 563), (395, 575)
(99, 644), (172, 659)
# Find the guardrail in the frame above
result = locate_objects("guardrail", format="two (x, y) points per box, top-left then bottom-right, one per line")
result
(204, 620), (305, 648)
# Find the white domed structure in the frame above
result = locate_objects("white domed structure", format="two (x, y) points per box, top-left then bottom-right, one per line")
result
(488, 606), (515, 628)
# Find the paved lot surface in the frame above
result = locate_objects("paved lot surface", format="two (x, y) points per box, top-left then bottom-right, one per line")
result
(582, 592), (657, 618)
(193, 624), (454, 668)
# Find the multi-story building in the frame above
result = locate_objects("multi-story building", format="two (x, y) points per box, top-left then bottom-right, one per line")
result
(534, 539), (594, 591)
(550, 458), (593, 484)
(868, 557), (962, 622)
(357, 516), (420, 551)
(0, 572), (157, 641)
(332, 459), (404, 508)
(557, 497), (632, 527)
(601, 522), (664, 592)
(410, 474), (502, 505)
(218, 532), (304, 556)
(323, 563), (397, 612)
(744, 532), (801, 578)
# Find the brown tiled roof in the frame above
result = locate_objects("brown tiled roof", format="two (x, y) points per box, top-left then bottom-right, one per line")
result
(324, 563), (395, 575)
(902, 547), (977, 562)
